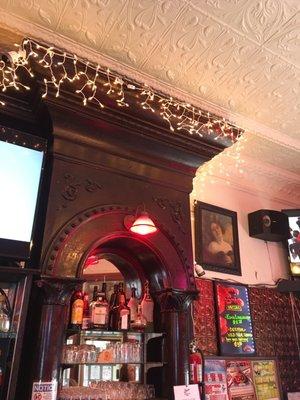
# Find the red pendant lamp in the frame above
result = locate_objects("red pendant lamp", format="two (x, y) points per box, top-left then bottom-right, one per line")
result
(124, 207), (158, 236)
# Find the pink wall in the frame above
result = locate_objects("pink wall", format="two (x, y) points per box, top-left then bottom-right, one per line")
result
(191, 176), (294, 285)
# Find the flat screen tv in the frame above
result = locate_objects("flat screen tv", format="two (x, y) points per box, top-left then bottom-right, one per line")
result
(282, 209), (300, 277)
(0, 127), (46, 260)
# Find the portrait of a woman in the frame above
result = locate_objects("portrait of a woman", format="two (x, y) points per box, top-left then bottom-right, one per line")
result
(194, 201), (241, 275)
(207, 221), (234, 267)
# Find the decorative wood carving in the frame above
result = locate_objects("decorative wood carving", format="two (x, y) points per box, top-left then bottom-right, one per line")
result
(58, 173), (102, 210)
(153, 197), (186, 233)
(36, 277), (83, 305)
(43, 205), (195, 291)
(157, 288), (198, 313)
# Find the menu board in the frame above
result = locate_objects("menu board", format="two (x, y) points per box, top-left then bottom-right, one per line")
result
(215, 283), (255, 356)
(226, 360), (256, 400)
(252, 360), (280, 400)
(204, 359), (228, 400)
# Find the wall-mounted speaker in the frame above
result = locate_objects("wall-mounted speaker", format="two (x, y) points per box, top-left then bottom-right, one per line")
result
(248, 209), (290, 242)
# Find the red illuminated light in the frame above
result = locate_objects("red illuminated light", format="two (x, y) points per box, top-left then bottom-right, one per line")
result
(129, 212), (158, 235)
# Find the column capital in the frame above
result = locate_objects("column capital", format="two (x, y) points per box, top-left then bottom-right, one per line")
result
(36, 276), (84, 306)
(156, 288), (199, 313)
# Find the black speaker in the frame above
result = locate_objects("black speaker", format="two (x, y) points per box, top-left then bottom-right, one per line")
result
(248, 209), (290, 242)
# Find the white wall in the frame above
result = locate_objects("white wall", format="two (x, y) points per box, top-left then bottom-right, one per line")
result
(191, 175), (293, 285)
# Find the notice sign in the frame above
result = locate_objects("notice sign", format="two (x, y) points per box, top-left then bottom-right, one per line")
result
(252, 360), (280, 400)
(215, 283), (255, 356)
(31, 381), (57, 400)
(174, 384), (201, 400)
(227, 360), (256, 400)
(204, 359), (228, 400)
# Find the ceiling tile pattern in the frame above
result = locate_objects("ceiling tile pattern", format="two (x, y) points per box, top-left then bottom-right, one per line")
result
(0, 0), (299, 203)
(1, 0), (299, 140)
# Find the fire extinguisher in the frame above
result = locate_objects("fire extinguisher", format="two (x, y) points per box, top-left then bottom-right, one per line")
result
(189, 340), (202, 384)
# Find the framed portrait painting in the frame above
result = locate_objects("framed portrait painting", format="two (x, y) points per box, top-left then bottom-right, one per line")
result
(194, 201), (241, 275)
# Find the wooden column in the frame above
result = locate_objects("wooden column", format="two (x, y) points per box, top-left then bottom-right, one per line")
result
(33, 278), (81, 383)
(158, 288), (198, 399)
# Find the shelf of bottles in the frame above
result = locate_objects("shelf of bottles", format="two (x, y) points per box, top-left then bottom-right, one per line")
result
(59, 280), (165, 400)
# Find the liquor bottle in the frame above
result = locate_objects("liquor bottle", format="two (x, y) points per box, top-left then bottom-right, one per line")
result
(101, 282), (108, 302)
(89, 285), (98, 315)
(131, 304), (146, 331)
(127, 286), (138, 324)
(117, 291), (130, 331)
(141, 280), (154, 331)
(108, 284), (119, 330)
(92, 285), (98, 301)
(110, 282), (125, 330)
(91, 291), (109, 329)
(70, 289), (84, 328)
(82, 293), (90, 330)
(0, 294), (10, 333)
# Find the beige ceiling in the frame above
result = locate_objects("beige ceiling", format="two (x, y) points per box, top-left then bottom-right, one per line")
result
(0, 0), (299, 203)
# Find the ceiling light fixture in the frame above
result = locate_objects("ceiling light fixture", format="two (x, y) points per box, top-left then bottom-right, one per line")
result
(124, 206), (158, 236)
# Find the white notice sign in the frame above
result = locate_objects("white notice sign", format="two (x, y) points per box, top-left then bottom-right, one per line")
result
(174, 384), (201, 400)
(31, 381), (57, 400)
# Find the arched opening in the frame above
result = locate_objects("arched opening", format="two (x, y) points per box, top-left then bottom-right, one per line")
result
(43, 206), (195, 292)
(37, 206), (197, 399)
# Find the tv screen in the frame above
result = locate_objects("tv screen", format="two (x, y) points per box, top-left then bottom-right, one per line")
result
(282, 209), (300, 277)
(0, 127), (46, 260)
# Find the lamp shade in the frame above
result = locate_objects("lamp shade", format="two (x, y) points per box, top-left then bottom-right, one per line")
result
(129, 212), (157, 235)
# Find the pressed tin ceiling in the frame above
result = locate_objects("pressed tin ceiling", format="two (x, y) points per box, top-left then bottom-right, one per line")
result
(0, 0), (299, 203)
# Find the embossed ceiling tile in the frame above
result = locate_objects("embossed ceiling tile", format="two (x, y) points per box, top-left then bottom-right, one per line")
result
(196, 150), (300, 205)
(241, 135), (300, 174)
(3, 0), (69, 29)
(195, 0), (299, 45)
(264, 11), (300, 67)
(0, 0), (9, 11)
(52, 0), (128, 50)
(191, 30), (257, 94)
(201, 49), (300, 136)
(95, 0), (188, 68)
(134, 3), (225, 83)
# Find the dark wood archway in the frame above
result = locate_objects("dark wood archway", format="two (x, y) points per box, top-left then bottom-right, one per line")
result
(36, 205), (197, 398)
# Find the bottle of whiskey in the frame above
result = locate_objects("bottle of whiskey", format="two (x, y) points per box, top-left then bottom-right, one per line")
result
(101, 282), (108, 303)
(108, 284), (119, 330)
(131, 304), (146, 331)
(117, 291), (130, 331)
(91, 291), (109, 329)
(127, 286), (139, 324)
(70, 289), (84, 328)
(89, 285), (98, 314)
(82, 293), (90, 330)
(110, 282), (125, 330)
(141, 280), (154, 331)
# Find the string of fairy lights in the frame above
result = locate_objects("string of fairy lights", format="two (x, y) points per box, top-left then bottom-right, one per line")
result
(0, 38), (244, 142)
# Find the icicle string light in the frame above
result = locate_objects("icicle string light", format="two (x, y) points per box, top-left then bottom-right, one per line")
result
(0, 38), (243, 142)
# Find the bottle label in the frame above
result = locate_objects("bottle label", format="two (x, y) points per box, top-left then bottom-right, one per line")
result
(93, 306), (107, 325)
(71, 299), (83, 324)
(141, 300), (154, 323)
(121, 314), (128, 330)
(128, 298), (138, 322)
(82, 317), (90, 330)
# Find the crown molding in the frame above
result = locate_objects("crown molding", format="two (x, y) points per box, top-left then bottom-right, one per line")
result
(194, 153), (300, 207)
(0, 9), (299, 152)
